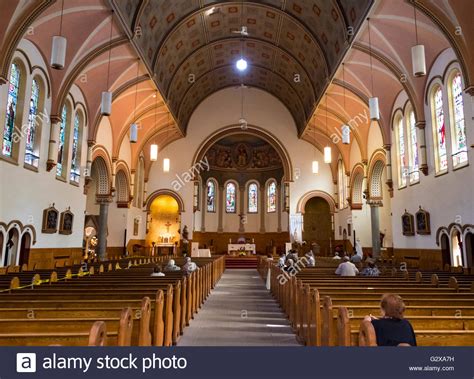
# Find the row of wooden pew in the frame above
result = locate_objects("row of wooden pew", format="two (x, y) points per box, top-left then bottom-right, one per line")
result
(0, 255), (225, 346)
(259, 257), (474, 346)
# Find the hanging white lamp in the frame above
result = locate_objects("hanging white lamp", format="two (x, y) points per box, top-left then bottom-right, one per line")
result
(324, 146), (332, 164)
(163, 158), (170, 173)
(312, 160), (319, 174)
(341, 124), (350, 144)
(101, 91), (112, 116)
(130, 123), (138, 143)
(50, 0), (66, 69)
(369, 97), (380, 121)
(411, 4), (426, 77)
(150, 144), (158, 161)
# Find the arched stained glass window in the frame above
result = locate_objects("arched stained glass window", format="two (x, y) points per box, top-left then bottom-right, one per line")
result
(207, 180), (216, 212)
(70, 113), (81, 183)
(407, 110), (419, 183)
(397, 117), (407, 187)
(226, 182), (236, 213)
(248, 183), (258, 213)
(450, 73), (468, 167)
(3, 63), (20, 157)
(267, 181), (276, 213)
(56, 105), (68, 177)
(25, 79), (40, 166)
(432, 87), (447, 172)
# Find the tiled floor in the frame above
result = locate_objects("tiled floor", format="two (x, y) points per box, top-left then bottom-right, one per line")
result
(178, 269), (300, 346)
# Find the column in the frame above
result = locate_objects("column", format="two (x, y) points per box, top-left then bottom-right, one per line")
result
(277, 184), (282, 232)
(217, 184), (224, 233)
(130, 169), (136, 206)
(384, 144), (394, 197)
(201, 182), (206, 232)
(368, 200), (382, 259)
(345, 172), (351, 207)
(46, 115), (61, 171)
(111, 158), (117, 193)
(416, 121), (428, 175)
(362, 159), (368, 197)
(85, 141), (95, 178)
(239, 186), (245, 233)
(333, 179), (338, 208)
(143, 179), (148, 207)
(260, 186), (266, 233)
(97, 196), (112, 260)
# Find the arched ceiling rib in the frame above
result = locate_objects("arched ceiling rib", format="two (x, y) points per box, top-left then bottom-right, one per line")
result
(111, 0), (374, 132)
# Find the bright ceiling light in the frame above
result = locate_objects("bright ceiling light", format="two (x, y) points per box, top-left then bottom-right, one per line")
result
(236, 58), (248, 71)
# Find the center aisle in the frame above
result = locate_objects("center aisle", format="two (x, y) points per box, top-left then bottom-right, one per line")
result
(178, 269), (300, 346)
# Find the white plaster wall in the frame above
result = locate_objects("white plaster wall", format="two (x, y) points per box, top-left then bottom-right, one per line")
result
(390, 48), (474, 250)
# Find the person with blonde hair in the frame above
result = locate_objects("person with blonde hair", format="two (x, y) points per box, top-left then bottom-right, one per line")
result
(365, 294), (417, 346)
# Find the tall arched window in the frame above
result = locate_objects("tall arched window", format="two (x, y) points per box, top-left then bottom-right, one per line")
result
(225, 182), (236, 213)
(449, 72), (468, 167)
(56, 105), (70, 178)
(3, 63), (21, 157)
(70, 111), (83, 183)
(248, 183), (258, 213)
(24, 78), (41, 167)
(432, 86), (447, 173)
(206, 180), (216, 212)
(396, 116), (407, 187)
(406, 110), (419, 183)
(267, 181), (277, 213)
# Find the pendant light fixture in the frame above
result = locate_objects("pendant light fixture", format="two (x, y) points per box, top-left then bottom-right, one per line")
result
(239, 84), (248, 129)
(163, 111), (170, 173)
(50, 0), (67, 70)
(411, 1), (426, 77)
(324, 96), (332, 164)
(341, 63), (350, 145)
(312, 115), (319, 174)
(130, 58), (140, 143)
(150, 91), (159, 161)
(367, 18), (380, 121)
(101, 11), (114, 116)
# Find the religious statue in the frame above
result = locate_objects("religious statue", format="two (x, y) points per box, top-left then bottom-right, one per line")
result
(236, 144), (249, 166)
(182, 225), (189, 241)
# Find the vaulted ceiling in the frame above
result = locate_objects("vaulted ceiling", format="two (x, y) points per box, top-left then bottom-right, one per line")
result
(111, 0), (374, 132)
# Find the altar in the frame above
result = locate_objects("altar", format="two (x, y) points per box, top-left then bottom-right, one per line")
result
(227, 244), (256, 255)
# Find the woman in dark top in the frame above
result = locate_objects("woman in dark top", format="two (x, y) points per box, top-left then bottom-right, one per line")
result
(365, 293), (417, 346)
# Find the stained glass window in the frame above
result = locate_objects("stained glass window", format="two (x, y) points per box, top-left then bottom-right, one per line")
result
(407, 111), (419, 183)
(267, 181), (276, 213)
(450, 73), (468, 167)
(433, 87), (447, 172)
(397, 117), (407, 187)
(25, 79), (40, 166)
(226, 182), (236, 213)
(56, 105), (68, 177)
(248, 183), (258, 213)
(207, 180), (216, 212)
(70, 113), (81, 182)
(3, 63), (20, 157)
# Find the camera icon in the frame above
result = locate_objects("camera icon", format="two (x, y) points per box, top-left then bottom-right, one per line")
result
(16, 353), (37, 373)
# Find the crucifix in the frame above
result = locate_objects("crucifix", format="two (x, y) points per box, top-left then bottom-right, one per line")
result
(164, 221), (172, 233)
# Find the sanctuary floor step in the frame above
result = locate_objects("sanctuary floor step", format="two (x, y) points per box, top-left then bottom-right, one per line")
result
(225, 256), (258, 269)
(178, 269), (299, 346)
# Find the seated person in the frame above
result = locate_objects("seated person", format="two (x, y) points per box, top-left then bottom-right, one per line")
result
(361, 259), (380, 277)
(150, 265), (165, 277)
(182, 257), (197, 274)
(305, 251), (315, 267)
(365, 293), (417, 346)
(283, 258), (294, 272)
(164, 259), (181, 272)
(277, 252), (286, 268)
(335, 256), (359, 276)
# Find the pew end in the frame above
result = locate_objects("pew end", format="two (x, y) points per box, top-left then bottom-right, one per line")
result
(88, 321), (107, 346)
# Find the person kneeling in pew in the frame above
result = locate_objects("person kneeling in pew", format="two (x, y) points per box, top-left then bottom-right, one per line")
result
(364, 294), (417, 346)
(151, 265), (165, 277)
(335, 256), (359, 276)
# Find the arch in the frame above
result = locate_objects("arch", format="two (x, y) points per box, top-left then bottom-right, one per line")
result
(464, 229), (474, 269)
(296, 190), (336, 215)
(115, 169), (130, 207)
(70, 104), (86, 183)
(429, 80), (448, 174)
(18, 231), (32, 267)
(192, 124), (293, 182)
(91, 156), (111, 197)
(450, 225), (463, 267)
(2, 227), (20, 266)
(439, 232), (451, 267)
(301, 196), (333, 256)
(368, 150), (386, 200)
(349, 164), (365, 210)
(145, 189), (185, 213)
